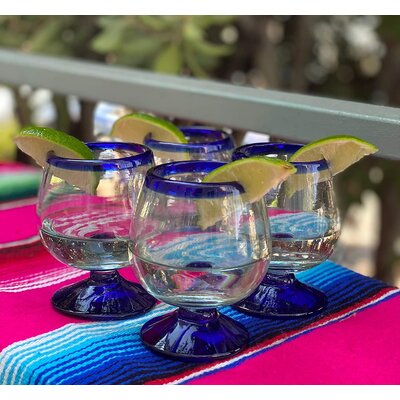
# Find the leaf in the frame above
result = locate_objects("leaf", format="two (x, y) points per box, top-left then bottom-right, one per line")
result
(115, 36), (167, 67)
(121, 36), (166, 56)
(28, 19), (66, 52)
(191, 39), (234, 57)
(183, 20), (203, 42)
(184, 46), (209, 78)
(184, 20), (233, 58)
(91, 20), (128, 53)
(152, 43), (182, 74)
(97, 16), (120, 29)
(192, 16), (237, 29)
(137, 16), (181, 31)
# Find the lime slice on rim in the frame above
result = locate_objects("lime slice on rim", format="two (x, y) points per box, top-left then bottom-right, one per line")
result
(111, 113), (189, 161)
(281, 135), (378, 198)
(198, 157), (297, 230)
(14, 126), (96, 193)
(111, 113), (187, 144)
(15, 126), (93, 167)
(289, 135), (378, 175)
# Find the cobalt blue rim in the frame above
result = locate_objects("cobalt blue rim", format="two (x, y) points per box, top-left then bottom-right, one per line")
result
(232, 142), (329, 173)
(144, 161), (245, 198)
(47, 142), (154, 171)
(144, 127), (234, 154)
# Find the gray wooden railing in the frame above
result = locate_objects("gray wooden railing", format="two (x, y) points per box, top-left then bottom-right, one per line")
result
(0, 48), (399, 159)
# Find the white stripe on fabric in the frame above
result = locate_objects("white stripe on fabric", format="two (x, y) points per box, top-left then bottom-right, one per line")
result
(0, 197), (36, 210)
(0, 268), (88, 292)
(0, 235), (40, 250)
(0, 267), (68, 285)
(0, 265), (84, 285)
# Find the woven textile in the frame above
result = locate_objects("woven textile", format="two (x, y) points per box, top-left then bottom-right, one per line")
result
(0, 194), (399, 384)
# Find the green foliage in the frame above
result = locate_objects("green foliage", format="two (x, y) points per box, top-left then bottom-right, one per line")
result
(191, 16), (237, 28)
(0, 16), (236, 77)
(91, 18), (129, 53)
(0, 16), (95, 56)
(378, 16), (400, 40)
(91, 16), (236, 77)
(153, 44), (182, 74)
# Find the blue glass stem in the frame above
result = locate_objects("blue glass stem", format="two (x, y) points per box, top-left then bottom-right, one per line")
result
(234, 269), (327, 318)
(140, 307), (249, 362)
(51, 270), (156, 320)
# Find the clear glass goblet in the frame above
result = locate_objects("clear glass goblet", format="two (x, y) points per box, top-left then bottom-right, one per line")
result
(37, 142), (157, 320)
(130, 161), (271, 361)
(232, 143), (341, 317)
(144, 126), (235, 164)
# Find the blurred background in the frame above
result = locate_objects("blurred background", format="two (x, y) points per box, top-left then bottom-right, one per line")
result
(0, 15), (399, 285)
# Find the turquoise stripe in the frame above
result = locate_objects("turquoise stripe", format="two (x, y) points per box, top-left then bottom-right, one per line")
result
(28, 305), (173, 384)
(38, 340), (150, 385)
(1, 304), (171, 384)
(0, 172), (41, 201)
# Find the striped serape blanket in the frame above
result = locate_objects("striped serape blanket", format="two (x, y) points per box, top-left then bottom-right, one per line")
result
(0, 197), (399, 385)
(0, 162), (41, 202)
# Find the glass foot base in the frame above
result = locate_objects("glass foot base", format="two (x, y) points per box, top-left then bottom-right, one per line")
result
(234, 272), (327, 318)
(52, 270), (156, 320)
(141, 308), (249, 362)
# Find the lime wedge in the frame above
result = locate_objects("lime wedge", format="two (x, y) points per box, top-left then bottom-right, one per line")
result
(198, 157), (297, 230)
(15, 126), (93, 167)
(111, 113), (187, 144)
(14, 127), (96, 192)
(289, 135), (378, 175)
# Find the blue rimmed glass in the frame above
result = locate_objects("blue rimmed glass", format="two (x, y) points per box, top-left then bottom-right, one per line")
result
(130, 161), (271, 361)
(232, 143), (341, 318)
(144, 126), (235, 164)
(37, 142), (157, 320)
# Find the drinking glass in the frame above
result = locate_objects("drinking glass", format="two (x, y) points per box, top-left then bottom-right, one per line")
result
(144, 126), (235, 164)
(37, 142), (157, 320)
(232, 143), (341, 317)
(130, 161), (271, 360)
